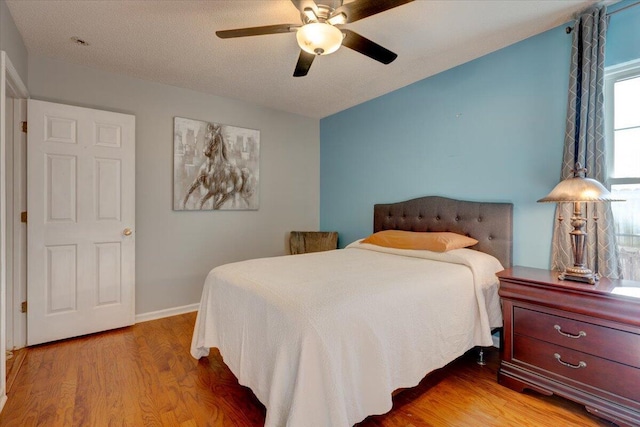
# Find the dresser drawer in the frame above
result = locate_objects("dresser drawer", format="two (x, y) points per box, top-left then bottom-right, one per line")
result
(514, 307), (640, 368)
(514, 334), (640, 403)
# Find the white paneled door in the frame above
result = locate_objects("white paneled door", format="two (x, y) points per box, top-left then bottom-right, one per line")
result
(27, 100), (135, 346)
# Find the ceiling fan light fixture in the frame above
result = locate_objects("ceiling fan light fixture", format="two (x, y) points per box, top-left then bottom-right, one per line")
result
(296, 22), (343, 55)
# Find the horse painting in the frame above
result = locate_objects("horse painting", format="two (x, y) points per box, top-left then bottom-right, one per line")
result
(182, 123), (256, 210)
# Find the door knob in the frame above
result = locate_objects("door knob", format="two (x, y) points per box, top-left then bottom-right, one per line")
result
(123, 228), (133, 236)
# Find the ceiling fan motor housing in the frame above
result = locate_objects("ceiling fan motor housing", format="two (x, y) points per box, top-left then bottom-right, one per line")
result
(302, 4), (332, 24)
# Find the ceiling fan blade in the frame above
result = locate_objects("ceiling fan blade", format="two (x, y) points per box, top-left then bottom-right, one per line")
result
(216, 24), (298, 39)
(341, 30), (397, 64)
(293, 50), (316, 77)
(333, 0), (414, 23)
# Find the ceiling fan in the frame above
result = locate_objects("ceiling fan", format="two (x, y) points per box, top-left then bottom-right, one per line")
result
(216, 0), (414, 77)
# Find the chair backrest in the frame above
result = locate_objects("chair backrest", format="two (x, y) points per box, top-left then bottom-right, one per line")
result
(289, 231), (338, 254)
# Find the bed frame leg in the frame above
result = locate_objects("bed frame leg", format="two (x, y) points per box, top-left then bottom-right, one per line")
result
(477, 347), (486, 366)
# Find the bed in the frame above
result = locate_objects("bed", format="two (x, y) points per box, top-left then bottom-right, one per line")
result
(191, 196), (513, 426)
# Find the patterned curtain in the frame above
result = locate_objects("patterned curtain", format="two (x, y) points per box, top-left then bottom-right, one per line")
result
(551, 6), (622, 278)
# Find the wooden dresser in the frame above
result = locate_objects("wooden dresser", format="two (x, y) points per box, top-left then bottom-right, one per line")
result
(497, 266), (640, 427)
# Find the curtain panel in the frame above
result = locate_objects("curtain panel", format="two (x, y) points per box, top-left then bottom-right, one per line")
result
(551, 6), (622, 278)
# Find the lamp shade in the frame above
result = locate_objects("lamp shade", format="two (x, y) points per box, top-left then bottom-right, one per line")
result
(296, 23), (343, 55)
(537, 176), (624, 203)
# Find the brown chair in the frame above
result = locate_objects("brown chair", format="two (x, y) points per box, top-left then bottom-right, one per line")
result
(289, 231), (338, 254)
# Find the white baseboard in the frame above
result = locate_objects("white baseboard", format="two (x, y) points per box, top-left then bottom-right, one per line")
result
(135, 303), (199, 324)
(0, 393), (7, 414)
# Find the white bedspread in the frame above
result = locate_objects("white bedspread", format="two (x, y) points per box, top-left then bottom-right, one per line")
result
(191, 243), (504, 427)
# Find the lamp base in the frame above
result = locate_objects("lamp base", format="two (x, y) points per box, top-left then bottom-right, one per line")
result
(558, 267), (599, 285)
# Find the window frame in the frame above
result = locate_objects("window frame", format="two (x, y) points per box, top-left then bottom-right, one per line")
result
(604, 58), (640, 186)
(604, 59), (640, 263)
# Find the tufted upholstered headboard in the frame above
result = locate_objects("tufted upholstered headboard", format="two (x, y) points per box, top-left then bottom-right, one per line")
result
(373, 196), (513, 268)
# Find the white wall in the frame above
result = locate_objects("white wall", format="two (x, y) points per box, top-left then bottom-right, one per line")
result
(0, 0), (27, 86)
(28, 55), (320, 315)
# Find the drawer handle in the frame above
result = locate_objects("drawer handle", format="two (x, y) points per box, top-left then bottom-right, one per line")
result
(554, 324), (586, 339)
(554, 353), (587, 369)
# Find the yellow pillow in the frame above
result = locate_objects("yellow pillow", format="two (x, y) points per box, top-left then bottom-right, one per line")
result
(361, 230), (478, 252)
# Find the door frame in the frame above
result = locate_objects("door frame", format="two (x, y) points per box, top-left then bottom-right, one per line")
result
(1, 50), (28, 412)
(8, 93), (27, 350)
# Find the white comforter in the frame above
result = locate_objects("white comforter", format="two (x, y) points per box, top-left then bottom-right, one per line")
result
(191, 242), (504, 427)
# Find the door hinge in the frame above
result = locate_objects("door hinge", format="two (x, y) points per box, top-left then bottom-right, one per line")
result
(21, 301), (27, 313)
(21, 211), (27, 223)
(21, 121), (27, 133)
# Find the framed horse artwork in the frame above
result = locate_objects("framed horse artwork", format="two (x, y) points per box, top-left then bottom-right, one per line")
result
(173, 117), (260, 211)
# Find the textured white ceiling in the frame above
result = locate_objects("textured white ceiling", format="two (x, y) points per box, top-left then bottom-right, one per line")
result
(7, 0), (597, 118)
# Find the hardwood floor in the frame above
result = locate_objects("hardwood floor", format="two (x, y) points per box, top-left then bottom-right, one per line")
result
(0, 312), (614, 426)
(5, 347), (27, 394)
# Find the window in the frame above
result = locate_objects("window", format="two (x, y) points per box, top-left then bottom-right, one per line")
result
(605, 60), (640, 280)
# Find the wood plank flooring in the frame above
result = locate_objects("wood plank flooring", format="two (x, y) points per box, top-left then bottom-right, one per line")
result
(5, 348), (27, 395)
(0, 312), (615, 426)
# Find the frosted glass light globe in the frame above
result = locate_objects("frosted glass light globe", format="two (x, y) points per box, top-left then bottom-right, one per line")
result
(296, 23), (343, 55)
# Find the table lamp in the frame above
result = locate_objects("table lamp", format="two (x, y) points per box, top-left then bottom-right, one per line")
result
(537, 163), (623, 284)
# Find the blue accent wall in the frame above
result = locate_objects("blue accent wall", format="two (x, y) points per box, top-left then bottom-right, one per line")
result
(320, 8), (640, 269)
(607, 0), (640, 67)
